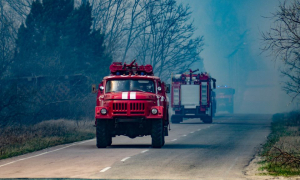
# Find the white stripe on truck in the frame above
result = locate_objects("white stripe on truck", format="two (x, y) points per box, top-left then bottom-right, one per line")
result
(130, 92), (136, 99)
(122, 92), (128, 99)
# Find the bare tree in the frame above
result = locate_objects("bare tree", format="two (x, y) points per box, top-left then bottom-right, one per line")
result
(134, 0), (204, 79)
(262, 0), (300, 101)
(4, 0), (33, 24)
(89, 0), (204, 78)
(90, 0), (129, 60)
(121, 0), (149, 62)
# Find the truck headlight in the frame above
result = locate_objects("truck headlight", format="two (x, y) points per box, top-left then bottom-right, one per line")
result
(151, 108), (158, 115)
(101, 108), (107, 115)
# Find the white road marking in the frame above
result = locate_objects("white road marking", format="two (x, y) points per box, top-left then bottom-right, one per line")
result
(183, 135), (187, 136)
(224, 157), (238, 175)
(121, 157), (131, 162)
(100, 167), (111, 172)
(223, 131), (257, 177)
(171, 139), (177, 141)
(197, 129), (201, 131)
(190, 131), (194, 134)
(141, 150), (149, 153)
(0, 139), (94, 168)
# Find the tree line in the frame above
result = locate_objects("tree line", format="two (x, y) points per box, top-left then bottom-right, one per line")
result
(0, 0), (204, 126)
(13, 0), (110, 82)
(2, 0), (204, 80)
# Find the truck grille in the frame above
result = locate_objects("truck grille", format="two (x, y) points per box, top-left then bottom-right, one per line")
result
(113, 102), (127, 111)
(130, 103), (145, 111)
(112, 102), (146, 115)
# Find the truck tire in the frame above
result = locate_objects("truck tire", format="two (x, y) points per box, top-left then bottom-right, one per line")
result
(178, 117), (183, 123)
(151, 119), (164, 148)
(171, 116), (181, 124)
(202, 106), (213, 124)
(107, 136), (112, 146)
(202, 116), (212, 124)
(96, 119), (108, 148)
(162, 126), (165, 146)
(212, 105), (216, 117)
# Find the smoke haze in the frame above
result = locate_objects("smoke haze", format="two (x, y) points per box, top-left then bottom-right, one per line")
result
(179, 0), (299, 114)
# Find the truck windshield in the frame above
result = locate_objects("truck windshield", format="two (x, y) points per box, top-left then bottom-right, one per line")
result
(106, 80), (155, 93)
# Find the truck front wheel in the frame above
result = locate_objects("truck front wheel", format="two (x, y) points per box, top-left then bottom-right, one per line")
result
(96, 119), (108, 148)
(151, 119), (164, 148)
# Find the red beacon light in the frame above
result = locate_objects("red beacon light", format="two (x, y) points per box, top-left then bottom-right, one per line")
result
(109, 62), (123, 73)
(109, 60), (153, 76)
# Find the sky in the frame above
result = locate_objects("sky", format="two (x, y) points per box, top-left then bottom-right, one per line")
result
(178, 0), (299, 114)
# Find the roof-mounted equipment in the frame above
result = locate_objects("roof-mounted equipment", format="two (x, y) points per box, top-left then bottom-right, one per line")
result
(109, 60), (153, 76)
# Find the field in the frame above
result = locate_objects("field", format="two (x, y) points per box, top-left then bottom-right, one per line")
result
(0, 119), (95, 160)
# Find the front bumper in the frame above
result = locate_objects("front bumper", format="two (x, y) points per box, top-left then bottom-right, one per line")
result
(95, 106), (164, 119)
(172, 106), (208, 118)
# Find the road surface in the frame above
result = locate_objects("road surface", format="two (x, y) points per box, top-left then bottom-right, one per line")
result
(0, 114), (271, 179)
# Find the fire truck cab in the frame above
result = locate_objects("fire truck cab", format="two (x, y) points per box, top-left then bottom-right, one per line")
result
(94, 60), (170, 148)
(171, 69), (216, 124)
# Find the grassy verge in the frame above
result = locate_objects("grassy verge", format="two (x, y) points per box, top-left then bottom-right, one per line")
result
(0, 119), (95, 160)
(260, 111), (300, 176)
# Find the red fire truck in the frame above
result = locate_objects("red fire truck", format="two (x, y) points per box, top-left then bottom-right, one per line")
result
(171, 69), (216, 124)
(215, 86), (235, 113)
(94, 60), (170, 148)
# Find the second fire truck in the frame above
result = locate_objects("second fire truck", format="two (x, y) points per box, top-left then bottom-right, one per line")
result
(171, 69), (216, 124)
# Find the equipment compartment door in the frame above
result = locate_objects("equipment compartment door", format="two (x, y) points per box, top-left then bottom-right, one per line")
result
(181, 85), (200, 108)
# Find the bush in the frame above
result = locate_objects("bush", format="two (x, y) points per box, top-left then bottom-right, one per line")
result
(260, 111), (300, 176)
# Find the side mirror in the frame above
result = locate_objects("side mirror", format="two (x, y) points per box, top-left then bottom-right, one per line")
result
(212, 78), (216, 89)
(166, 84), (170, 93)
(92, 84), (97, 93)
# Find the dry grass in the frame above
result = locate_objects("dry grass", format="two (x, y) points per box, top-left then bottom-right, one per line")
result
(260, 111), (300, 176)
(0, 119), (95, 159)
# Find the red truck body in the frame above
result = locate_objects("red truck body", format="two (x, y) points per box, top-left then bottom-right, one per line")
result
(215, 86), (235, 114)
(171, 70), (216, 123)
(94, 60), (169, 148)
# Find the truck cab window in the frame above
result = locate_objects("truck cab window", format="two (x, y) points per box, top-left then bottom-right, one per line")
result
(106, 80), (155, 93)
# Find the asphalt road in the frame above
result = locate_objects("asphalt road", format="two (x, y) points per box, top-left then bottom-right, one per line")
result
(0, 114), (271, 180)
